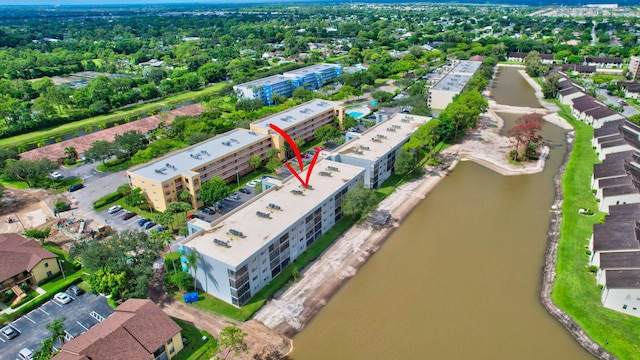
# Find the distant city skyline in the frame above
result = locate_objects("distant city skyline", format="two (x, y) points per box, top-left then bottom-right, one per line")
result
(0, 0), (305, 5)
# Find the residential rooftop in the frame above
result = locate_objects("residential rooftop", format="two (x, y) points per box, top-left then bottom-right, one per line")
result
(336, 113), (431, 160)
(182, 158), (365, 267)
(593, 219), (640, 252)
(431, 72), (473, 92)
(450, 60), (482, 75)
(600, 251), (640, 270)
(606, 269), (640, 289)
(128, 129), (269, 182)
(250, 99), (341, 132)
(234, 74), (290, 89)
(283, 63), (341, 76)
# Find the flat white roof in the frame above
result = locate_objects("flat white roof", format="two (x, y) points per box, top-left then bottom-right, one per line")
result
(283, 63), (341, 76)
(233, 75), (290, 89)
(183, 159), (365, 267)
(129, 129), (269, 182)
(251, 99), (341, 132)
(451, 60), (482, 75)
(337, 113), (431, 161)
(431, 73), (473, 92)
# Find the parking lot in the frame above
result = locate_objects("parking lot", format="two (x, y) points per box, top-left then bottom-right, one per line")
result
(0, 290), (113, 358)
(196, 188), (257, 223)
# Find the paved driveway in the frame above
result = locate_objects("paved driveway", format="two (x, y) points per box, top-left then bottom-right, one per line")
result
(596, 88), (639, 118)
(0, 291), (113, 358)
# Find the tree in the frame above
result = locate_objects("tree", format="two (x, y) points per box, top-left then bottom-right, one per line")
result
(85, 140), (115, 165)
(265, 156), (282, 173)
(178, 189), (193, 205)
(198, 62), (227, 84)
(524, 51), (544, 77)
(199, 177), (232, 206)
(46, 317), (66, 345)
(507, 113), (544, 161)
(89, 267), (127, 299)
(371, 90), (395, 103)
(394, 149), (418, 176)
(341, 115), (358, 130)
(542, 73), (560, 99)
(114, 130), (147, 159)
(217, 326), (248, 360)
(4, 159), (58, 187)
(167, 201), (192, 223)
(314, 125), (341, 142)
(64, 146), (78, 161)
(149, 228), (177, 275)
(250, 154), (262, 170)
(32, 337), (55, 360)
(0, 148), (18, 171)
(341, 185), (379, 221)
(186, 249), (200, 291)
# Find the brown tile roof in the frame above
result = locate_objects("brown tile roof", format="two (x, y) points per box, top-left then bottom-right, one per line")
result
(21, 104), (205, 162)
(54, 299), (181, 360)
(0, 233), (57, 282)
(605, 269), (640, 289)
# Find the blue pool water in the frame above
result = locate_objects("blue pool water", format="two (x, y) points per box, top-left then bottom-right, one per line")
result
(348, 112), (364, 118)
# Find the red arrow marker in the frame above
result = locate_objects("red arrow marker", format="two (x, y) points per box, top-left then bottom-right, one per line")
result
(269, 123), (319, 188)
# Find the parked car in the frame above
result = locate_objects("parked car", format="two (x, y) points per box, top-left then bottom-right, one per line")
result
(144, 221), (156, 230)
(1, 325), (18, 339)
(68, 184), (84, 192)
(50, 171), (64, 180)
(137, 218), (150, 227)
(54, 292), (72, 304)
(18, 348), (34, 360)
(67, 285), (85, 296)
(619, 99), (629, 106)
(239, 188), (251, 194)
(107, 205), (123, 214)
(228, 193), (240, 200)
(202, 207), (215, 215)
(155, 226), (169, 232)
(247, 180), (261, 188)
(122, 211), (137, 220)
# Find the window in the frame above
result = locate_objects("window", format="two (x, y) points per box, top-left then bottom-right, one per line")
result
(44, 262), (49, 268)
(46, 271), (52, 277)
(623, 305), (628, 310)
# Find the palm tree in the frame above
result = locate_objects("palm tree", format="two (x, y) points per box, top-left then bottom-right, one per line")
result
(149, 229), (177, 275)
(186, 250), (200, 291)
(46, 317), (66, 345)
(64, 146), (77, 161)
(178, 190), (193, 206)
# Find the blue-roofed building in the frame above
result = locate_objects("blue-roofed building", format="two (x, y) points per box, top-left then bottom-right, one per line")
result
(283, 63), (342, 90)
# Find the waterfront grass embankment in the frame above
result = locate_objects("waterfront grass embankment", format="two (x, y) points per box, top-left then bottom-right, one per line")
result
(552, 103), (640, 359)
(0, 82), (226, 150)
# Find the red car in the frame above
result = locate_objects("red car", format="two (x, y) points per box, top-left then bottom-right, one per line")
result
(314, 146), (324, 151)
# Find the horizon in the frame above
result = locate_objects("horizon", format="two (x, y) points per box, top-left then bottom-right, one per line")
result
(0, 0), (625, 6)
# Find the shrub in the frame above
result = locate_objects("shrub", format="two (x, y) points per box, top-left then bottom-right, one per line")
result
(93, 191), (124, 209)
(24, 227), (51, 240)
(588, 265), (598, 273)
(10, 292), (35, 309)
(164, 271), (194, 292)
(104, 157), (128, 168)
(63, 158), (76, 165)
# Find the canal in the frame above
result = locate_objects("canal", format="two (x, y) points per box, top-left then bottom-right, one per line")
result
(288, 66), (591, 359)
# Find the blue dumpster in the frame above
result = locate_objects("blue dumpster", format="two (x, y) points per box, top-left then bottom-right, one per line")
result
(184, 292), (199, 304)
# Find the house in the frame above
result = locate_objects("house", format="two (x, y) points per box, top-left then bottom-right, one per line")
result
(0, 233), (60, 295)
(601, 269), (640, 317)
(621, 82), (640, 99)
(558, 87), (585, 105)
(570, 96), (601, 120)
(553, 63), (596, 75)
(583, 106), (625, 128)
(584, 57), (623, 68)
(53, 299), (183, 360)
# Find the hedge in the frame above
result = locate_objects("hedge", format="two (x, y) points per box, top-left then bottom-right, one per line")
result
(93, 191), (124, 209)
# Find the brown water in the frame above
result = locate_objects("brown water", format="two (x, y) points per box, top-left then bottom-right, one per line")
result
(490, 66), (542, 108)
(289, 68), (591, 359)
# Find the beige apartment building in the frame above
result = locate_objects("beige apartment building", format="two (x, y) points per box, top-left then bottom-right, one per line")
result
(128, 100), (346, 211)
(250, 99), (344, 159)
(128, 129), (272, 211)
(629, 56), (640, 79)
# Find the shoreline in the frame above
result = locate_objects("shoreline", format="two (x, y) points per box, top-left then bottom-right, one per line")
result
(253, 65), (611, 359)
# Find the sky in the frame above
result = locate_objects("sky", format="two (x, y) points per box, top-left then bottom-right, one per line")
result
(0, 0), (299, 4)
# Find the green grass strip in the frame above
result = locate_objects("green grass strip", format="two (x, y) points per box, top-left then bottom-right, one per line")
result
(171, 318), (218, 360)
(553, 102), (640, 359)
(0, 82), (227, 149)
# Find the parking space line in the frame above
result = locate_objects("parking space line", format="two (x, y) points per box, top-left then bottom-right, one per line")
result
(77, 321), (89, 331)
(10, 322), (21, 332)
(0, 336), (5, 343)
(51, 300), (63, 308)
(23, 315), (35, 324)
(39, 307), (50, 315)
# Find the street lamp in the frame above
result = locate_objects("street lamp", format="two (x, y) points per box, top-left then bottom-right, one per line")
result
(58, 259), (66, 280)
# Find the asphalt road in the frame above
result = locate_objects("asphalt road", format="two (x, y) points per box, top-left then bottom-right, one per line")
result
(0, 291), (113, 358)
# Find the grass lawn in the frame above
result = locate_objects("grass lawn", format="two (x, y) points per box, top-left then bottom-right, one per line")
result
(187, 216), (355, 321)
(172, 318), (218, 360)
(62, 160), (84, 168)
(96, 159), (133, 172)
(553, 102), (640, 359)
(52, 177), (83, 194)
(0, 178), (29, 189)
(0, 82), (227, 150)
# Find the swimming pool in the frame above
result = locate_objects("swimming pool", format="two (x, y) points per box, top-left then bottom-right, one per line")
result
(347, 111), (364, 119)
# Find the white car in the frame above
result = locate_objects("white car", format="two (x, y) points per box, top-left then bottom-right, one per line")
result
(107, 205), (123, 214)
(54, 292), (72, 304)
(50, 171), (64, 180)
(18, 348), (34, 360)
(247, 179), (262, 188)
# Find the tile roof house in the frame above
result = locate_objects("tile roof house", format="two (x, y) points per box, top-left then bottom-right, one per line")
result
(53, 299), (184, 360)
(0, 233), (60, 293)
(584, 57), (623, 68)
